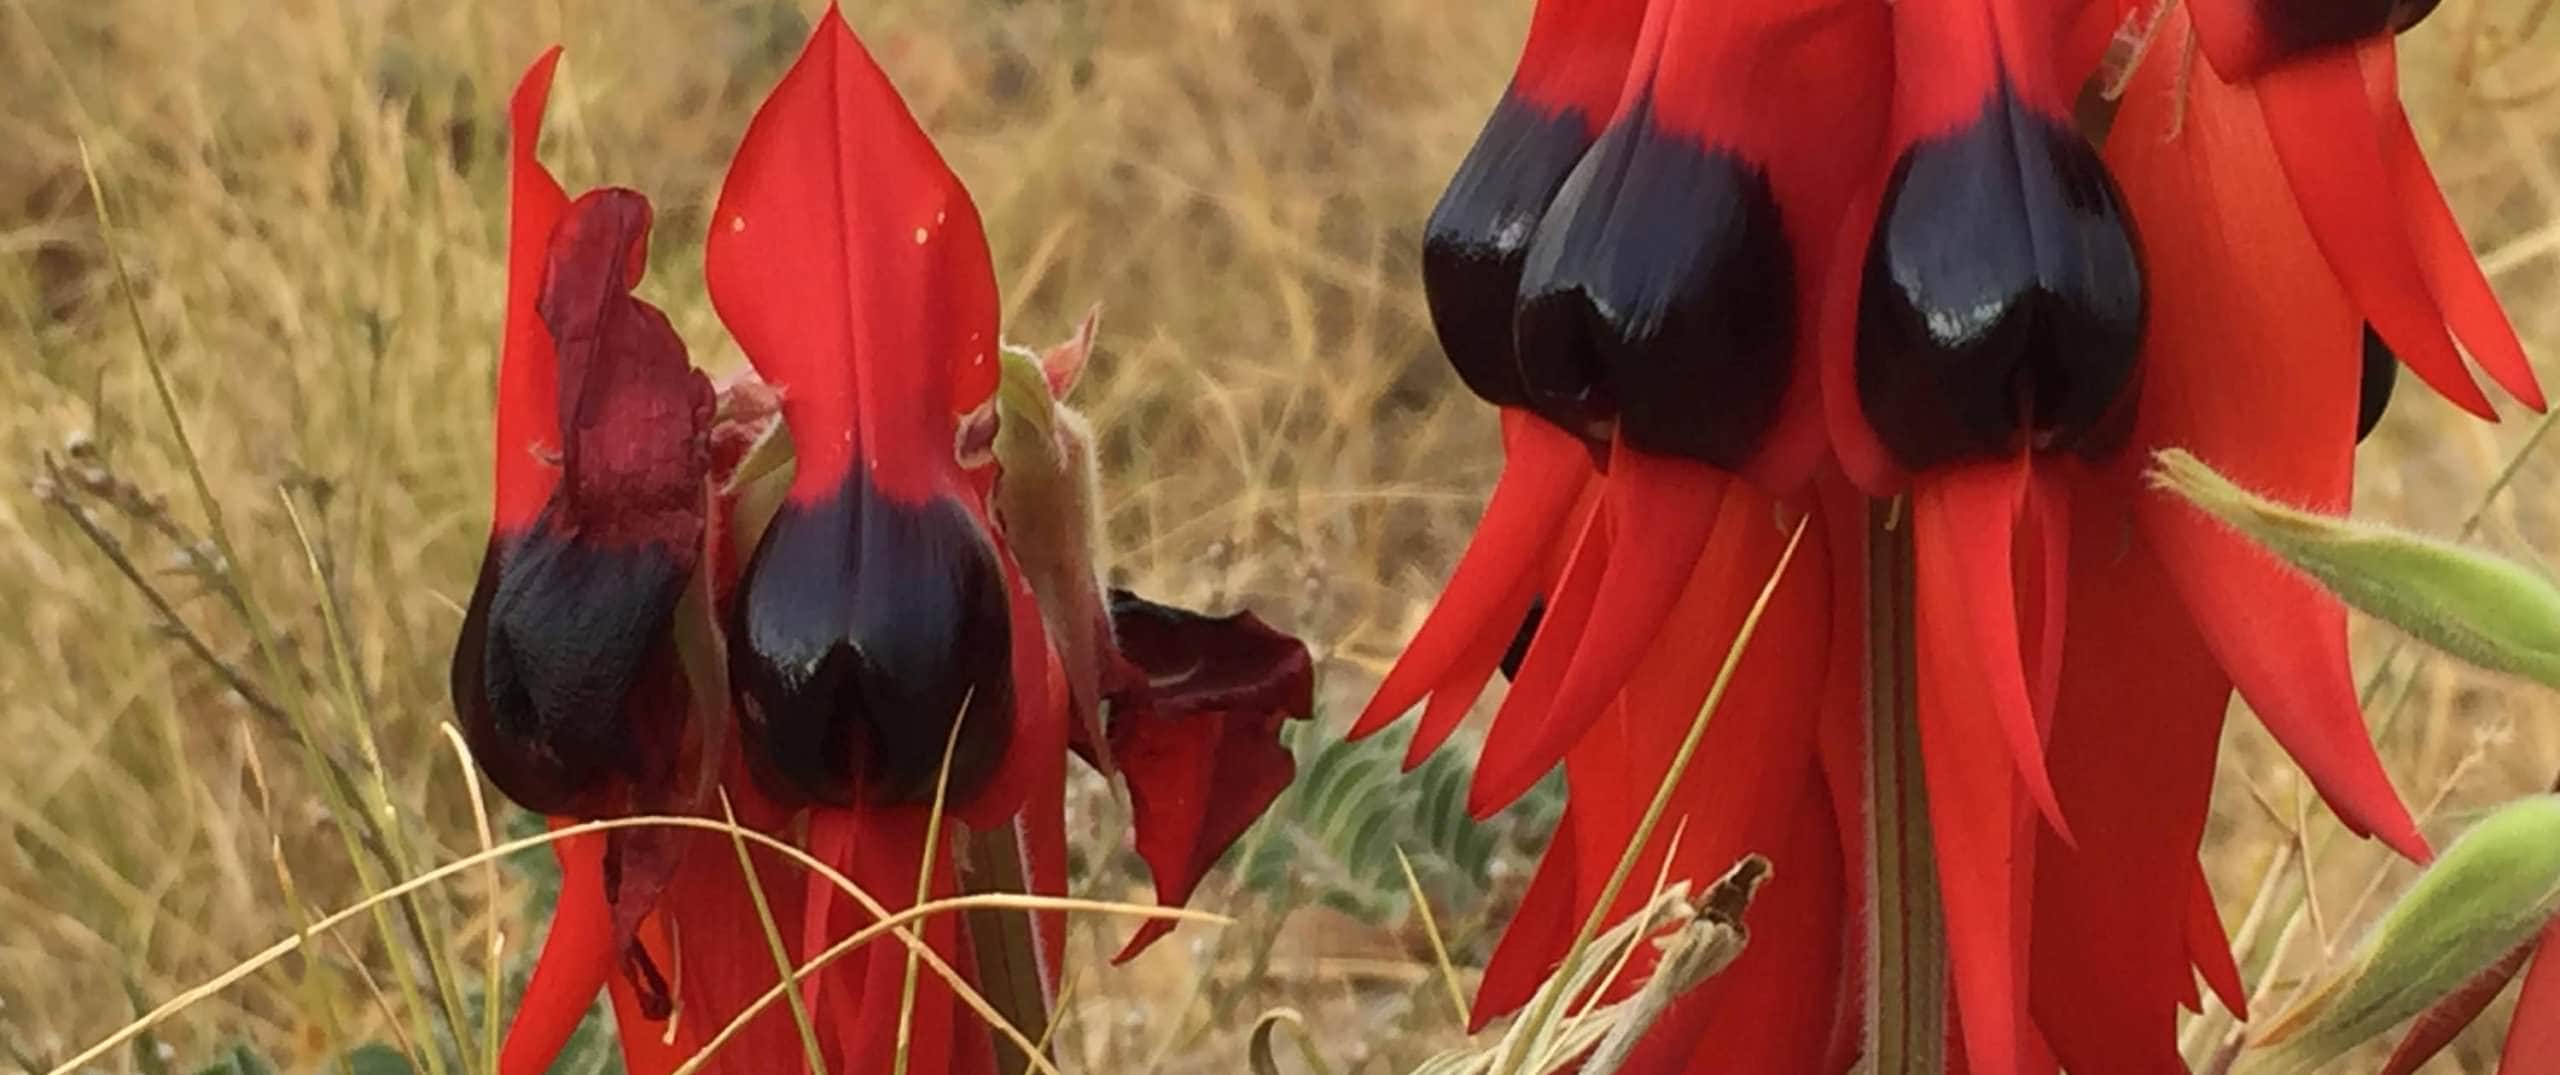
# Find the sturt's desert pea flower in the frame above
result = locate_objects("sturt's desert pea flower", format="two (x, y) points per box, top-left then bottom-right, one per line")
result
(453, 9), (1313, 1074)
(1358, 0), (2542, 1070)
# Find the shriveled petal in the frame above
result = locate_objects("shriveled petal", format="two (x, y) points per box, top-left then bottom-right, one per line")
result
(1100, 591), (1316, 960)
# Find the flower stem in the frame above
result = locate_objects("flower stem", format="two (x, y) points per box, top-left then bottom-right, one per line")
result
(1866, 498), (1947, 1072)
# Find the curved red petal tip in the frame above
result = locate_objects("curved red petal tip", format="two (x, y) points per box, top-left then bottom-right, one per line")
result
(2381, 103), (2545, 411)
(2140, 497), (2430, 861)
(2496, 920), (2560, 1072)
(2256, 55), (2496, 420)
(1401, 567), (1532, 770)
(1496, 445), (1725, 808)
(2187, 868), (2248, 1018)
(500, 828), (616, 1075)
(1350, 413), (1590, 740)
(495, 46), (571, 532)
(798, 808), (860, 1018)
(1915, 604), (2047, 1075)
(706, 2), (1000, 506)
(1917, 466), (2074, 845)
(1467, 503), (1611, 818)
(1471, 820), (1581, 1030)
(2378, 936), (2532, 1075)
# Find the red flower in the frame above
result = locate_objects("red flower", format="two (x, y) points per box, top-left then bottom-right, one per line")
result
(454, 10), (1316, 1075)
(1365, 0), (2539, 1071)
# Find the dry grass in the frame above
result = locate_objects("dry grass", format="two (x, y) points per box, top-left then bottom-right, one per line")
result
(0, 0), (2555, 1072)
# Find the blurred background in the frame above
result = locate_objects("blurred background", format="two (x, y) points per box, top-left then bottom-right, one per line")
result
(1, 0), (2555, 1072)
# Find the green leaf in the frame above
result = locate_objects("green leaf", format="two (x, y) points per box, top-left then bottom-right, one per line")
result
(190, 1043), (276, 1075)
(340, 1043), (418, 1075)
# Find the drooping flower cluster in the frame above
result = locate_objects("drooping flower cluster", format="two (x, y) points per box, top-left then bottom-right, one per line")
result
(450, 10), (1312, 1074)
(1358, 0), (2540, 1070)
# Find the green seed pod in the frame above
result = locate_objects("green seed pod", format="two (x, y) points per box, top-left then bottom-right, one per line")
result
(2247, 795), (2560, 1075)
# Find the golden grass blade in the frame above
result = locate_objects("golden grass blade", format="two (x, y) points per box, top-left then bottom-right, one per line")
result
(670, 891), (1219, 1075)
(46, 814), (1225, 1075)
(1394, 845), (1469, 1027)
(284, 488), (476, 1063)
(896, 690), (974, 1075)
(715, 789), (831, 1075)
(438, 724), (505, 1075)
(1247, 1008), (1338, 1075)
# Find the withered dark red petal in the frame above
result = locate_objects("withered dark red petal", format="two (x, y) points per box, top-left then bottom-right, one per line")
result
(1855, 87), (2144, 471)
(458, 188), (714, 820)
(731, 472), (1017, 808)
(1099, 590), (1314, 961)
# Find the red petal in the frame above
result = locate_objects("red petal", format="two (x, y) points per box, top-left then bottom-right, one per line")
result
(1472, 817), (1581, 1030)
(2190, 870), (2248, 1020)
(500, 826), (615, 1075)
(1103, 592), (1315, 960)
(1469, 501), (1612, 817)
(2379, 937), (2531, 1075)
(2028, 473), (2235, 1073)
(2254, 53), (2493, 419)
(1915, 466), (2072, 842)
(1403, 570), (1529, 770)
(2499, 921), (2560, 1073)
(2370, 47), (2544, 411)
(1509, 0), (1648, 116)
(2109, 18), (2428, 861)
(1501, 445), (1725, 813)
(1352, 413), (1593, 741)
(704, 2), (1000, 505)
(1916, 496), (2049, 1075)
(495, 48), (571, 532)
(1619, 765), (1847, 1073)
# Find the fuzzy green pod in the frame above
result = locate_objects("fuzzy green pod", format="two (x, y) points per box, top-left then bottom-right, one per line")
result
(2152, 448), (2560, 687)
(2246, 795), (2560, 1074)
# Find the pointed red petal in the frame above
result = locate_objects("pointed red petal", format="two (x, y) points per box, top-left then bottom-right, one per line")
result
(2378, 937), (2531, 1075)
(2110, 21), (2428, 861)
(1352, 414), (1591, 740)
(2029, 477), (2235, 1073)
(1503, 446), (1725, 809)
(1403, 573), (1525, 770)
(2190, 870), (2248, 1020)
(800, 808), (859, 1023)
(2498, 922), (2560, 1073)
(705, 2), (999, 505)
(1472, 819), (1581, 1030)
(500, 827), (616, 1075)
(832, 809), (990, 1075)
(1619, 765), (1846, 1073)
(1916, 467), (2072, 842)
(2373, 65), (2544, 410)
(1916, 520), (2045, 1075)
(1469, 503), (1611, 817)
(2255, 53), (2494, 419)
(495, 47), (571, 532)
